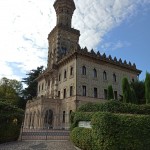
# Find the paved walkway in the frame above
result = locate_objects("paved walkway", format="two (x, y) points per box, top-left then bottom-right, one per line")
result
(0, 141), (77, 150)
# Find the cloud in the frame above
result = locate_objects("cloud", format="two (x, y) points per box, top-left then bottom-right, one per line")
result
(0, 0), (150, 80)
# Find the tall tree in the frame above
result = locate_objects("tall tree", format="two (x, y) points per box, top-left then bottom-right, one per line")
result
(107, 85), (114, 100)
(0, 77), (23, 106)
(130, 80), (145, 104)
(122, 77), (131, 103)
(22, 66), (44, 100)
(145, 72), (150, 104)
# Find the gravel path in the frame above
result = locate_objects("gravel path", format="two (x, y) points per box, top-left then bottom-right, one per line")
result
(0, 141), (77, 150)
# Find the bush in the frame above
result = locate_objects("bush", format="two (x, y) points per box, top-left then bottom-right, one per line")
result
(77, 100), (150, 115)
(70, 112), (94, 130)
(0, 101), (24, 143)
(91, 112), (150, 150)
(70, 127), (93, 150)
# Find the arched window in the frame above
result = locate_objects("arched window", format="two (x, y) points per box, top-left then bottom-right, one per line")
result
(103, 71), (107, 80)
(113, 73), (117, 82)
(82, 66), (86, 75)
(44, 109), (53, 128)
(93, 68), (97, 78)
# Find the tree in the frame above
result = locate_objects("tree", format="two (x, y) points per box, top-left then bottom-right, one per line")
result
(22, 66), (44, 100)
(107, 85), (114, 100)
(145, 72), (150, 104)
(130, 80), (145, 104)
(0, 77), (23, 106)
(122, 77), (131, 103)
(130, 88), (138, 104)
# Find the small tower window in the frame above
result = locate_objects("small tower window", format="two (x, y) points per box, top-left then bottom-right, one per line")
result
(103, 71), (107, 80)
(82, 86), (86, 96)
(59, 74), (61, 81)
(70, 86), (73, 96)
(113, 73), (117, 82)
(82, 66), (86, 75)
(64, 70), (67, 79)
(93, 68), (97, 78)
(70, 67), (73, 76)
(94, 87), (98, 98)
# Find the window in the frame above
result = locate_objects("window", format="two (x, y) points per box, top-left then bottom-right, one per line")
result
(132, 78), (135, 82)
(63, 89), (66, 98)
(63, 111), (65, 123)
(59, 74), (61, 81)
(70, 86), (73, 96)
(104, 89), (108, 99)
(103, 71), (107, 80)
(82, 86), (86, 96)
(48, 80), (50, 86)
(42, 83), (44, 90)
(93, 68), (97, 78)
(94, 88), (98, 98)
(58, 91), (60, 98)
(70, 67), (73, 76)
(38, 85), (40, 92)
(113, 73), (117, 82)
(82, 66), (86, 75)
(69, 110), (72, 122)
(114, 91), (118, 100)
(64, 70), (67, 79)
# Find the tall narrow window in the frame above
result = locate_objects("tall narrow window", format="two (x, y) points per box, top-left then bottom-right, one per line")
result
(58, 91), (60, 98)
(93, 68), (97, 78)
(132, 78), (135, 82)
(64, 89), (66, 98)
(70, 67), (73, 76)
(82, 66), (86, 75)
(104, 89), (108, 99)
(59, 74), (61, 81)
(94, 87), (98, 98)
(103, 71), (107, 80)
(39, 85), (40, 92)
(62, 111), (65, 123)
(42, 83), (44, 90)
(48, 80), (50, 86)
(113, 73), (117, 82)
(64, 70), (67, 79)
(82, 86), (86, 96)
(70, 86), (73, 96)
(114, 91), (118, 100)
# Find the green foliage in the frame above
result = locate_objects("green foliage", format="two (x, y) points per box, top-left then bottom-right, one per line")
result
(130, 80), (145, 104)
(0, 101), (24, 143)
(91, 112), (150, 150)
(107, 85), (114, 100)
(0, 77), (23, 106)
(22, 66), (44, 100)
(77, 100), (150, 115)
(122, 77), (131, 103)
(130, 87), (138, 104)
(145, 72), (150, 104)
(70, 127), (93, 150)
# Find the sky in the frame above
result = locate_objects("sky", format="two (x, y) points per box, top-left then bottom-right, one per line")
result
(0, 0), (150, 82)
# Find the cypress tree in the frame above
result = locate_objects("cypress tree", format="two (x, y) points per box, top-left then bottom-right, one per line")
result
(107, 85), (114, 100)
(145, 72), (150, 104)
(122, 77), (131, 103)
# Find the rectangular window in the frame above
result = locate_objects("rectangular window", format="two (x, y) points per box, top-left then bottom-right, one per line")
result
(114, 91), (118, 100)
(58, 91), (60, 98)
(64, 89), (66, 98)
(94, 87), (98, 98)
(48, 80), (50, 86)
(70, 86), (73, 96)
(39, 85), (40, 92)
(42, 83), (44, 90)
(82, 86), (86, 96)
(63, 111), (65, 123)
(104, 89), (108, 99)
(59, 74), (61, 81)
(70, 67), (73, 76)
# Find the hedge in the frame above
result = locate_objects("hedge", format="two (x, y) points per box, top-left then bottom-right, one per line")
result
(77, 100), (150, 115)
(0, 101), (24, 143)
(70, 112), (94, 130)
(70, 127), (93, 150)
(91, 112), (150, 150)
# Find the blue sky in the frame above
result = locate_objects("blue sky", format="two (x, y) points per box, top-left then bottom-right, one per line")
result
(0, 0), (150, 81)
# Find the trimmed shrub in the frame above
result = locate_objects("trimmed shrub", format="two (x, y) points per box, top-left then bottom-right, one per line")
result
(70, 127), (93, 150)
(70, 112), (94, 130)
(145, 72), (150, 104)
(91, 112), (150, 150)
(77, 100), (150, 115)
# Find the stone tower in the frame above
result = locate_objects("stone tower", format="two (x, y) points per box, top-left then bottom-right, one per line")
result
(47, 0), (80, 69)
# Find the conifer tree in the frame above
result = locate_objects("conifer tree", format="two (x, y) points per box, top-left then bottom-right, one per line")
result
(122, 77), (131, 103)
(145, 72), (150, 104)
(107, 85), (114, 100)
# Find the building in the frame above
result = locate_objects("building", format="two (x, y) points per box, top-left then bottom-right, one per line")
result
(23, 0), (141, 129)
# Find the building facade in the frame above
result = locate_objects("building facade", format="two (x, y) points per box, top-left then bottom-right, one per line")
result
(23, 0), (141, 129)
